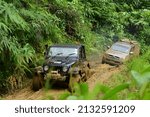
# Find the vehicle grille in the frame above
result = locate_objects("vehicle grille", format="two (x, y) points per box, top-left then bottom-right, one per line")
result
(50, 66), (63, 74)
(108, 54), (120, 60)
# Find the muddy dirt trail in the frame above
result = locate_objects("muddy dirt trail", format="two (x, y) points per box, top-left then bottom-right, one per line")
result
(4, 59), (121, 100)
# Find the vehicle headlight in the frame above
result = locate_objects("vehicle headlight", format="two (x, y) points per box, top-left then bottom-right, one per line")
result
(63, 66), (68, 72)
(43, 65), (49, 71)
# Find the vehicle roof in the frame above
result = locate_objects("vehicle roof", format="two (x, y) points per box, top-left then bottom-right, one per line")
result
(50, 44), (83, 48)
(114, 42), (133, 48)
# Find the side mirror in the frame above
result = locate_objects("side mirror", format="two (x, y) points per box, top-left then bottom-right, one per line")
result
(130, 52), (134, 55)
(107, 46), (110, 49)
(44, 44), (48, 57)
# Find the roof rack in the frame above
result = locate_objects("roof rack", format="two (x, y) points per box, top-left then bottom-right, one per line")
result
(121, 38), (139, 45)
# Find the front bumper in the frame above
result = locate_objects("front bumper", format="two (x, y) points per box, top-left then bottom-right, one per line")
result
(102, 57), (123, 65)
(45, 71), (67, 81)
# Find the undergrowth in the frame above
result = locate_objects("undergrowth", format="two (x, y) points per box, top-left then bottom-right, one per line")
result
(56, 49), (150, 100)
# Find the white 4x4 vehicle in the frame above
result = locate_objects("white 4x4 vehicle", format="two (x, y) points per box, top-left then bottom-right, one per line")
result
(102, 39), (140, 65)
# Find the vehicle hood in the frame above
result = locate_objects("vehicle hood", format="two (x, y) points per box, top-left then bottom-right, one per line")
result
(106, 49), (128, 59)
(45, 57), (78, 67)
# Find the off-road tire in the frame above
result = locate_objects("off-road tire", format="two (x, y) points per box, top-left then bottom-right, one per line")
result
(68, 75), (80, 93)
(82, 67), (90, 82)
(102, 59), (105, 64)
(32, 73), (44, 91)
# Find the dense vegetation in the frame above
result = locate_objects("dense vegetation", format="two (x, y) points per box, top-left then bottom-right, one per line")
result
(0, 0), (150, 98)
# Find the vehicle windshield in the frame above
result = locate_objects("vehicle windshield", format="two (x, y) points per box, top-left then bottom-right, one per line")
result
(111, 43), (131, 54)
(48, 47), (78, 57)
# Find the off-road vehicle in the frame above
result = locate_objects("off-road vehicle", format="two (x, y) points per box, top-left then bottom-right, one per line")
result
(32, 44), (90, 91)
(102, 39), (140, 65)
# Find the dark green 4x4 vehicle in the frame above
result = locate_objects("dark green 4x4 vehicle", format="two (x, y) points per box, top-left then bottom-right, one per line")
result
(32, 44), (90, 91)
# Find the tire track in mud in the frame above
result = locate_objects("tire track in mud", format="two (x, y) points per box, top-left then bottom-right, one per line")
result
(87, 64), (121, 90)
(4, 61), (121, 100)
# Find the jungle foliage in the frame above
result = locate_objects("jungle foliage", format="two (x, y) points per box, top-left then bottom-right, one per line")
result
(0, 0), (150, 97)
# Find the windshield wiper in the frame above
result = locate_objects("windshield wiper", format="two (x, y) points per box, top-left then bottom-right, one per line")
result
(65, 53), (76, 60)
(51, 52), (63, 59)
(46, 52), (63, 59)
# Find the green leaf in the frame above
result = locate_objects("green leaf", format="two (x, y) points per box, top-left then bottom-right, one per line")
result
(102, 83), (129, 100)
(142, 65), (150, 73)
(131, 70), (150, 87)
(139, 82), (149, 99)
(79, 83), (89, 96)
(67, 96), (78, 100)
(58, 92), (71, 100)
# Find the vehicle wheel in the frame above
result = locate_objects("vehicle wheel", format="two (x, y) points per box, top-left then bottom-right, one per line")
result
(68, 75), (80, 93)
(31, 72), (44, 91)
(82, 67), (90, 82)
(102, 60), (105, 64)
